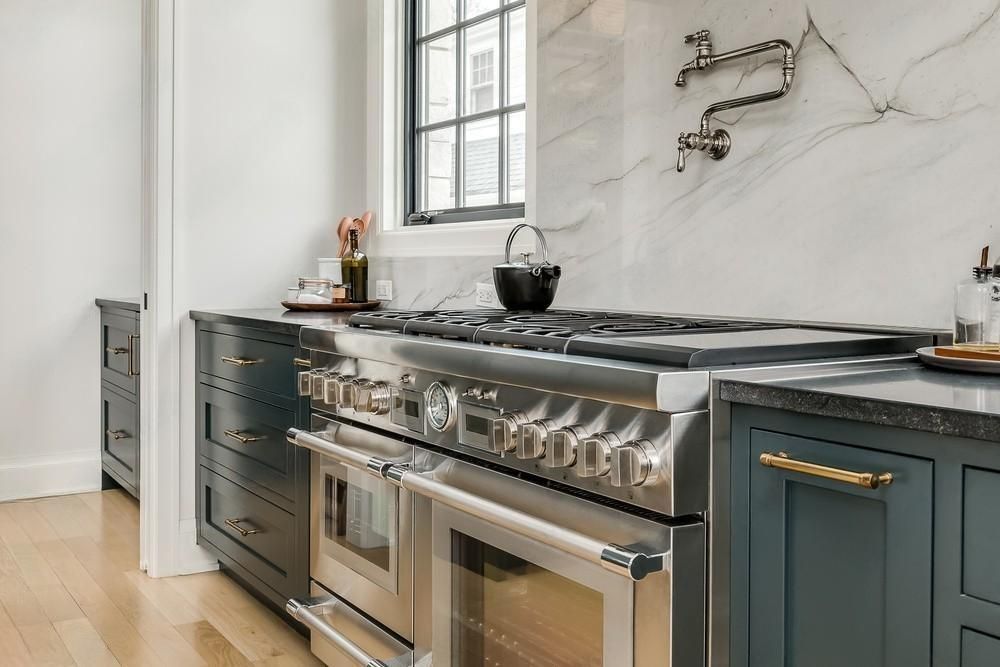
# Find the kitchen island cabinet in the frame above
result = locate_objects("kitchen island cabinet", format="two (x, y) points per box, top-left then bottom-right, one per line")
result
(721, 364), (1000, 667)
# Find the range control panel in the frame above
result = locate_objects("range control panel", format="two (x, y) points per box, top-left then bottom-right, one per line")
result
(299, 351), (709, 517)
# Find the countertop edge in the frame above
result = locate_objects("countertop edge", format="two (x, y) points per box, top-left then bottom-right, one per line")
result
(719, 379), (1000, 443)
(189, 308), (351, 336)
(96, 297), (141, 312)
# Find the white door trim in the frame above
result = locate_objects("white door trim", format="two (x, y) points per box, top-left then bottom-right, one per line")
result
(139, 0), (216, 577)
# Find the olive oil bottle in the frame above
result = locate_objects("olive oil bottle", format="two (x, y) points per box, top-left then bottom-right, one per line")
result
(342, 227), (369, 303)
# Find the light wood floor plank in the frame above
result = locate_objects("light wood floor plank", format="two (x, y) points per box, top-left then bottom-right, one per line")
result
(63, 536), (207, 666)
(176, 619), (255, 667)
(53, 617), (121, 667)
(0, 490), (315, 667)
(17, 621), (76, 666)
(1, 505), (85, 624)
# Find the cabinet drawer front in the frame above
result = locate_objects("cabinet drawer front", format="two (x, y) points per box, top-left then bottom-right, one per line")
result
(747, 430), (933, 667)
(102, 387), (138, 493)
(200, 467), (296, 594)
(963, 467), (1000, 607)
(962, 629), (1000, 667)
(101, 312), (138, 394)
(199, 385), (297, 501)
(199, 331), (296, 397)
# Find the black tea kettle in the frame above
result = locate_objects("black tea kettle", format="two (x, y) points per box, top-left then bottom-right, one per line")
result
(493, 224), (561, 311)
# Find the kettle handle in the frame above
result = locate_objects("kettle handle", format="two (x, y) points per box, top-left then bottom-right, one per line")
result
(505, 224), (550, 264)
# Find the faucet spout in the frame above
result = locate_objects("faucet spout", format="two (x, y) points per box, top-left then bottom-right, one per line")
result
(675, 62), (696, 87)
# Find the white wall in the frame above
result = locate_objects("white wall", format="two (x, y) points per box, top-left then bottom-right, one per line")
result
(172, 0), (367, 527)
(0, 0), (141, 500)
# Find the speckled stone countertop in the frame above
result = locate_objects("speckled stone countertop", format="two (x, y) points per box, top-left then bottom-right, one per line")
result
(718, 360), (1000, 442)
(96, 297), (141, 312)
(190, 308), (351, 336)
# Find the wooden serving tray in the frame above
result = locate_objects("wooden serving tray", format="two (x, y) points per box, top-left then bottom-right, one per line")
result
(281, 300), (381, 312)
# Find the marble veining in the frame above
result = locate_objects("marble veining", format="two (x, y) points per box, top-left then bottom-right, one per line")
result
(375, 0), (1000, 328)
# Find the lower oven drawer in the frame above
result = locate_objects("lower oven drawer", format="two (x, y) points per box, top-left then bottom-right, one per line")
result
(199, 467), (297, 595)
(299, 584), (412, 667)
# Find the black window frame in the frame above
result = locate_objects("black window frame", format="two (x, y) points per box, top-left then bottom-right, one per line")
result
(405, 0), (527, 227)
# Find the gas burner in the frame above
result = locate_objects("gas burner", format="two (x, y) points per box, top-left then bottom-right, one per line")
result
(484, 324), (576, 337)
(588, 318), (694, 334)
(503, 311), (597, 323)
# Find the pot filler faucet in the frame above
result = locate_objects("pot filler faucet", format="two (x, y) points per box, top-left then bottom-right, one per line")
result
(674, 30), (795, 172)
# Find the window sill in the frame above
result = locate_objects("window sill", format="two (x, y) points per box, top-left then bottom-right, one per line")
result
(369, 218), (535, 258)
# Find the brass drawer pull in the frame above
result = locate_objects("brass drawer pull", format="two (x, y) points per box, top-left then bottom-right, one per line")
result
(223, 429), (265, 444)
(293, 357), (311, 368)
(106, 429), (131, 441)
(760, 451), (894, 490)
(221, 356), (262, 367)
(127, 334), (139, 376)
(106, 346), (129, 355)
(224, 518), (260, 537)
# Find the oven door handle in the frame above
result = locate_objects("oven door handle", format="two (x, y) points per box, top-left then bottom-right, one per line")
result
(287, 597), (395, 667)
(288, 427), (668, 581)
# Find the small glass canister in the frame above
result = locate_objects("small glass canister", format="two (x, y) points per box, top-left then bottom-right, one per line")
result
(297, 278), (334, 304)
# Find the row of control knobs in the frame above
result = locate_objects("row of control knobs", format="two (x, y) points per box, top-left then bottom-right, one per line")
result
(300, 371), (391, 415)
(489, 411), (660, 488)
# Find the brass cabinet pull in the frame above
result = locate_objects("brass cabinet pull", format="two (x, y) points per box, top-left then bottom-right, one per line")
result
(760, 451), (894, 490)
(221, 356), (262, 367)
(223, 429), (265, 444)
(106, 429), (130, 441)
(224, 518), (260, 537)
(127, 334), (139, 376)
(106, 346), (129, 355)
(293, 357), (311, 368)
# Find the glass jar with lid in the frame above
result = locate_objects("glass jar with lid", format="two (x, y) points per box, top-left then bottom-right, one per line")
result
(955, 264), (994, 349)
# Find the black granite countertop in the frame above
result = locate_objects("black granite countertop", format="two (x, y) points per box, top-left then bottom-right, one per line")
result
(96, 297), (141, 312)
(718, 360), (1000, 442)
(190, 308), (351, 336)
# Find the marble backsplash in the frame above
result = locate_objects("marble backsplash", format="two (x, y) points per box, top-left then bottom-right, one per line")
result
(373, 0), (1000, 329)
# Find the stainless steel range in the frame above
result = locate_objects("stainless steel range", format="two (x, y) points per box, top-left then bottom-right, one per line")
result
(283, 309), (934, 667)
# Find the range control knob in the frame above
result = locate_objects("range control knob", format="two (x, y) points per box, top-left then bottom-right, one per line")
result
(489, 411), (527, 454)
(517, 419), (554, 460)
(311, 371), (331, 401)
(577, 432), (622, 478)
(610, 439), (660, 487)
(297, 371), (314, 397)
(355, 381), (391, 415)
(321, 375), (343, 405)
(340, 378), (365, 409)
(545, 426), (585, 468)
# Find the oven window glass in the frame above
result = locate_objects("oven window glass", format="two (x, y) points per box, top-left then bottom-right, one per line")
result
(450, 531), (604, 666)
(324, 469), (396, 574)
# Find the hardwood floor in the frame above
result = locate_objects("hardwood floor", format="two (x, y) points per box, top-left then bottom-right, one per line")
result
(0, 489), (321, 666)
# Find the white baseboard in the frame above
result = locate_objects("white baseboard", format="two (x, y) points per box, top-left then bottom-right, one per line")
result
(0, 452), (102, 502)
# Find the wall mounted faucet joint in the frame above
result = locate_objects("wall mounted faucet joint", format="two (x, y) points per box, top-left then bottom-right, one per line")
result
(674, 29), (796, 172)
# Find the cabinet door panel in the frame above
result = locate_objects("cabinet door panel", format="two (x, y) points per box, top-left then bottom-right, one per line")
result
(963, 468), (1000, 606)
(102, 385), (139, 497)
(748, 429), (932, 667)
(962, 629), (1000, 667)
(101, 311), (139, 395)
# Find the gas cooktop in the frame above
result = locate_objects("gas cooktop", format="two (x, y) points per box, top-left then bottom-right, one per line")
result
(348, 309), (934, 368)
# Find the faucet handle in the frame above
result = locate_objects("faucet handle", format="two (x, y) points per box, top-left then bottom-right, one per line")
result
(684, 29), (710, 44)
(676, 145), (686, 173)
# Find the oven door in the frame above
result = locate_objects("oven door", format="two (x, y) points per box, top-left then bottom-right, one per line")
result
(412, 453), (706, 667)
(308, 415), (414, 642)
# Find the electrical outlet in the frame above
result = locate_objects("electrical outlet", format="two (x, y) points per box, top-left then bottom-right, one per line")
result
(375, 280), (393, 301)
(475, 282), (500, 308)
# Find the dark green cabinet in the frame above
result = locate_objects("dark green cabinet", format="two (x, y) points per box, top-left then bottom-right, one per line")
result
(97, 303), (140, 499)
(194, 320), (310, 622)
(744, 430), (932, 667)
(730, 406), (1000, 667)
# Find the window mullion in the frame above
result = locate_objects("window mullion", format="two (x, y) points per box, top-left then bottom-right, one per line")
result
(455, 19), (465, 208)
(498, 8), (508, 204)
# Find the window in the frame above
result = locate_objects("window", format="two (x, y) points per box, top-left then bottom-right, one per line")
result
(407, 0), (527, 225)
